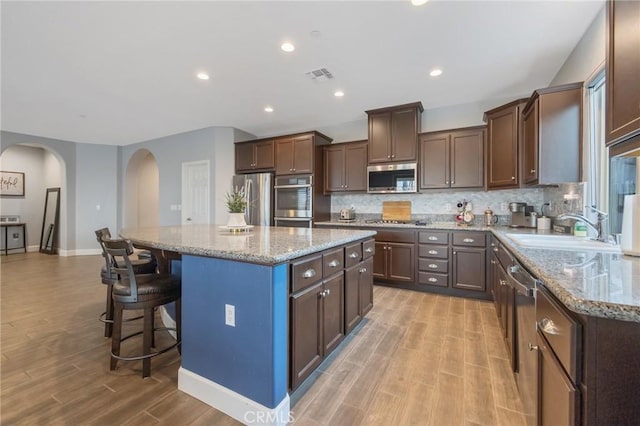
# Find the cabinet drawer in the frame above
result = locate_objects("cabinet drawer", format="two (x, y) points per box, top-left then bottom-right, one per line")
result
(323, 247), (344, 277)
(344, 243), (363, 268)
(418, 231), (449, 245)
(536, 286), (581, 383)
(452, 231), (486, 247)
(418, 258), (448, 273)
(291, 254), (323, 293)
(418, 272), (448, 287)
(418, 244), (448, 259)
(362, 239), (375, 259)
(375, 230), (416, 243)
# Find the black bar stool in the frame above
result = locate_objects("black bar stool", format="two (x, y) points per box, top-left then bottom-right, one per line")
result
(103, 238), (181, 378)
(95, 228), (156, 337)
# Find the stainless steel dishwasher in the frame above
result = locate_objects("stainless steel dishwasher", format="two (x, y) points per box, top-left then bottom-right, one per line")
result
(507, 259), (539, 426)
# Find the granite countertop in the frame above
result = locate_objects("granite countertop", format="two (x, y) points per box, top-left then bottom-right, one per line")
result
(317, 220), (640, 323)
(120, 225), (376, 266)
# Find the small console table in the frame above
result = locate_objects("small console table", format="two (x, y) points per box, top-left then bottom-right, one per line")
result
(1, 223), (27, 255)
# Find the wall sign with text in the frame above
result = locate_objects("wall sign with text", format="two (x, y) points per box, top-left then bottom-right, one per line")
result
(0, 171), (25, 196)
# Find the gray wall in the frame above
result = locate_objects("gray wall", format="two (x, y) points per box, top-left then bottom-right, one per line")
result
(120, 126), (241, 227)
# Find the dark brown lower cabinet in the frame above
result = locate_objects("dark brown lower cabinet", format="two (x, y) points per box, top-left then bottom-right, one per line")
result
(345, 257), (374, 334)
(452, 247), (486, 291)
(290, 282), (323, 390)
(538, 331), (579, 426)
(373, 242), (415, 283)
(322, 273), (345, 355)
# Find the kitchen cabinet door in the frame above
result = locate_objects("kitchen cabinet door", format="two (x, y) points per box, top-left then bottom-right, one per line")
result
(387, 242), (415, 283)
(485, 101), (525, 189)
(235, 142), (255, 172)
(606, 0), (640, 147)
(324, 145), (345, 192)
(450, 128), (484, 188)
(254, 140), (275, 170)
(372, 241), (388, 280)
(344, 142), (367, 191)
(359, 257), (374, 317)
(276, 135), (314, 175)
(290, 282), (323, 390)
(322, 273), (345, 355)
(419, 133), (450, 189)
(391, 107), (419, 162)
(344, 264), (361, 334)
(452, 247), (486, 292)
(236, 140), (275, 173)
(368, 112), (392, 163)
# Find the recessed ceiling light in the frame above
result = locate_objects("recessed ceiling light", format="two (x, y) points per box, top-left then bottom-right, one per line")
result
(411, 0), (429, 5)
(334, 91), (344, 97)
(429, 68), (443, 77)
(264, 106), (274, 113)
(197, 72), (210, 80)
(281, 42), (295, 53)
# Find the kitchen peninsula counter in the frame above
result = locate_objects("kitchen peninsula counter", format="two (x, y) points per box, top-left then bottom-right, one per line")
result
(317, 220), (640, 323)
(120, 224), (376, 426)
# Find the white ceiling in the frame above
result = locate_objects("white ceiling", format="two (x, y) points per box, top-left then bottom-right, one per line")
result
(1, 0), (604, 146)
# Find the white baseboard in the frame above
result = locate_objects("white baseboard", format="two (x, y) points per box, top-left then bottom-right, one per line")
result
(178, 367), (291, 425)
(58, 248), (101, 257)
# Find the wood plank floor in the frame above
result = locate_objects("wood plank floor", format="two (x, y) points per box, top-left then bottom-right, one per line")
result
(1, 253), (526, 425)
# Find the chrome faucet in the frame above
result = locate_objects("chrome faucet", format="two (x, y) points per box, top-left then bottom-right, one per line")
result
(556, 206), (611, 243)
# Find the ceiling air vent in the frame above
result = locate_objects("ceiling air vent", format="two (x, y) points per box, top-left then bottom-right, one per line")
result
(305, 68), (334, 82)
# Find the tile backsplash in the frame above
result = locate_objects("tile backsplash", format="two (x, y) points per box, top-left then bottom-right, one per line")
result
(331, 188), (545, 216)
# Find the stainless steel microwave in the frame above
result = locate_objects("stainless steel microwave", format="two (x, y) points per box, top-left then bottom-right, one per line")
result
(367, 162), (417, 193)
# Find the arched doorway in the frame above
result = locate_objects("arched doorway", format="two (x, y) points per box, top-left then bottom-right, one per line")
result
(124, 149), (159, 228)
(0, 144), (66, 254)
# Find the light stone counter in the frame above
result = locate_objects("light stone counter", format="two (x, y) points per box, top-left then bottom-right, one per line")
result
(317, 220), (640, 323)
(121, 224), (376, 265)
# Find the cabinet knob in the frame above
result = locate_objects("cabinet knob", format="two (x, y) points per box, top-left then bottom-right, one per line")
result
(451, 181), (455, 184)
(445, 181), (449, 185)
(359, 268), (367, 273)
(530, 169), (536, 174)
(349, 252), (359, 259)
(328, 260), (339, 268)
(453, 251), (457, 255)
(428, 263), (438, 269)
(499, 279), (507, 286)
(428, 277), (438, 283)
(365, 247), (373, 253)
(493, 247), (499, 252)
(428, 250), (438, 255)
(302, 268), (317, 279)
(325, 288), (331, 296)
(491, 260), (497, 264)
(511, 176), (515, 180)
(428, 236), (438, 241)
(391, 154), (395, 158)
(528, 342), (539, 351)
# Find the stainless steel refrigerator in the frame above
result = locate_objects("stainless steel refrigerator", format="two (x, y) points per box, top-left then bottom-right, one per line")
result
(232, 173), (273, 226)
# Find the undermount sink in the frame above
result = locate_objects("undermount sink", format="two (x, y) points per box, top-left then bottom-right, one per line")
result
(505, 233), (621, 253)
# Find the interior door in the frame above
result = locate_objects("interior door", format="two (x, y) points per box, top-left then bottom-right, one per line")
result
(182, 160), (210, 225)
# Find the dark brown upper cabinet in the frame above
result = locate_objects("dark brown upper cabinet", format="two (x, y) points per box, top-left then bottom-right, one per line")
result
(235, 139), (275, 173)
(521, 82), (582, 186)
(274, 131), (331, 176)
(323, 141), (368, 193)
(419, 126), (485, 190)
(366, 102), (423, 164)
(606, 0), (640, 148)
(484, 99), (527, 190)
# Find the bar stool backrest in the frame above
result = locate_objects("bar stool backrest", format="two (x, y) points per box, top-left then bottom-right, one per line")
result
(102, 238), (140, 303)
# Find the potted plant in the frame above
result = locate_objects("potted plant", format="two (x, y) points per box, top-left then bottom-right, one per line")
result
(225, 186), (247, 227)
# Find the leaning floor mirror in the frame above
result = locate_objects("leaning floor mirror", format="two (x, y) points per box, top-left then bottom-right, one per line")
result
(40, 187), (61, 254)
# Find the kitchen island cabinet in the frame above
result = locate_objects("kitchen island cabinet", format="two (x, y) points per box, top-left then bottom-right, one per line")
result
(121, 225), (375, 426)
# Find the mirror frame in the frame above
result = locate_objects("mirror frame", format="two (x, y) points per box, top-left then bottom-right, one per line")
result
(40, 187), (61, 254)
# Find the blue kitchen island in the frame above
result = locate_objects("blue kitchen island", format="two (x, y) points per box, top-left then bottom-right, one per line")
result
(121, 224), (376, 425)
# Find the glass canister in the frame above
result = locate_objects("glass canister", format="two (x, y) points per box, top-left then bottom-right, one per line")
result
(483, 209), (498, 226)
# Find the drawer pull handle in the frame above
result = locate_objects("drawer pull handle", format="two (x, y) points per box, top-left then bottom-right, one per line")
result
(349, 252), (359, 259)
(528, 342), (539, 351)
(428, 250), (438, 255)
(428, 236), (438, 241)
(491, 260), (497, 264)
(328, 260), (339, 268)
(499, 279), (507, 286)
(539, 318), (560, 335)
(359, 268), (367, 273)
(302, 269), (316, 279)
(428, 264), (438, 269)
(365, 247), (373, 253)
(463, 238), (474, 243)
(428, 277), (438, 283)
(493, 247), (499, 252)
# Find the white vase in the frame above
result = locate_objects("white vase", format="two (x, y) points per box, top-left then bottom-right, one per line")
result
(227, 212), (247, 228)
